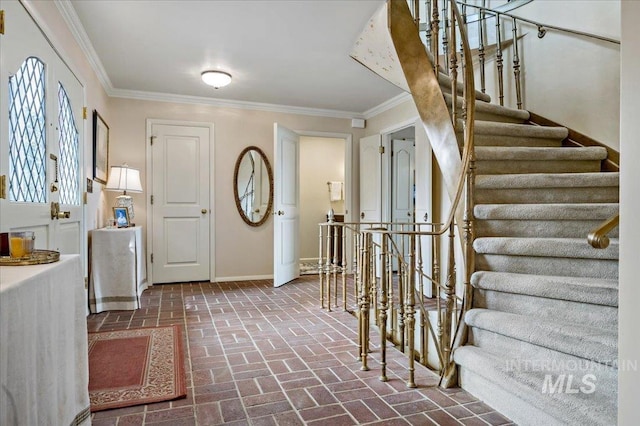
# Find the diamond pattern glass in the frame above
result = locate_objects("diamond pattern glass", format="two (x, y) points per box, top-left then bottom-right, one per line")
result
(58, 83), (80, 205)
(8, 57), (47, 203)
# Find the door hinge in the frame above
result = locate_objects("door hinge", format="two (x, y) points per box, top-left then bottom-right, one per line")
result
(379, 146), (385, 154)
(83, 192), (88, 205)
(150, 253), (154, 263)
(150, 136), (156, 145)
(0, 10), (5, 35)
(150, 195), (154, 205)
(84, 277), (88, 290)
(82, 107), (87, 120)
(0, 175), (6, 199)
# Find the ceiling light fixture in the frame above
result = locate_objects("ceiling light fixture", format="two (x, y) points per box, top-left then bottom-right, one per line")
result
(201, 70), (232, 89)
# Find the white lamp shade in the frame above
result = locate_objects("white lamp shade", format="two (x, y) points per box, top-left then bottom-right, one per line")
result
(106, 165), (143, 193)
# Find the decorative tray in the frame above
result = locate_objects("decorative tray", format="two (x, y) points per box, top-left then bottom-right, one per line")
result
(0, 250), (61, 266)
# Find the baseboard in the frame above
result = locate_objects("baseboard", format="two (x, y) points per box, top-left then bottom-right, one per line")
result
(214, 275), (273, 282)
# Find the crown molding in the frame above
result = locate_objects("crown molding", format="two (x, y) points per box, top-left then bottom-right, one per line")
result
(54, 0), (114, 92)
(362, 92), (412, 119)
(109, 88), (364, 120)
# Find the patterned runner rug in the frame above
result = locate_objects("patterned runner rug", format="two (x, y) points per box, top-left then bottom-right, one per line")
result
(88, 325), (187, 412)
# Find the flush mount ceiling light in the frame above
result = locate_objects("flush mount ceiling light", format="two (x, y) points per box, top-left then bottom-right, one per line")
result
(201, 70), (232, 89)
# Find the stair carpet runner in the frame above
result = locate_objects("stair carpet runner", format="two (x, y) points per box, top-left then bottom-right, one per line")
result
(442, 85), (619, 425)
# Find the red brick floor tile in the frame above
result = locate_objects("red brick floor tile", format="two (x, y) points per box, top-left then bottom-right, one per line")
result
(88, 277), (511, 425)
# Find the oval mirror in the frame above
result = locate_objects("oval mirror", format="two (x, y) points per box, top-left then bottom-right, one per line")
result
(233, 146), (273, 226)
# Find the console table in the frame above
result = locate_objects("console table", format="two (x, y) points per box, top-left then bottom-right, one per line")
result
(0, 255), (90, 425)
(89, 226), (147, 313)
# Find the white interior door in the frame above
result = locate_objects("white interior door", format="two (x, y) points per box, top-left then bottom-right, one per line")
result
(273, 123), (300, 287)
(391, 139), (415, 224)
(150, 122), (211, 283)
(359, 134), (382, 224)
(0, 0), (84, 258)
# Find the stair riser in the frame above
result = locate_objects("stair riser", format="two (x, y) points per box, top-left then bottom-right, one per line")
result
(476, 220), (620, 238)
(474, 111), (528, 124)
(456, 348), (617, 426)
(469, 328), (618, 374)
(475, 160), (602, 175)
(473, 289), (618, 330)
(476, 254), (618, 279)
(475, 188), (619, 204)
(458, 133), (563, 147)
(458, 367), (567, 426)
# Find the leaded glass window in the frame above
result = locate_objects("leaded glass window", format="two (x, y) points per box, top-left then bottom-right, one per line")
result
(8, 57), (47, 203)
(58, 83), (80, 205)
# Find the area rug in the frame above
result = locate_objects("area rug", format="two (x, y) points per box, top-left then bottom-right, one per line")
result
(88, 325), (187, 412)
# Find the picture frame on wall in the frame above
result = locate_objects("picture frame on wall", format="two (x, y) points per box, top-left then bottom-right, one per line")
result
(93, 110), (109, 184)
(113, 207), (130, 228)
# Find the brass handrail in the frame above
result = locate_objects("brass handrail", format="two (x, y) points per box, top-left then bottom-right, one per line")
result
(456, 1), (620, 45)
(588, 214), (619, 249)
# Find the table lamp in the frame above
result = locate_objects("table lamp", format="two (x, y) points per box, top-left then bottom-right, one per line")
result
(106, 164), (143, 223)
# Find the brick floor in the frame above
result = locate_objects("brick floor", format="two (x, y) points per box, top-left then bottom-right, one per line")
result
(87, 276), (513, 425)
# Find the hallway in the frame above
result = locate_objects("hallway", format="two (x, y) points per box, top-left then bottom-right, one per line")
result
(87, 277), (513, 425)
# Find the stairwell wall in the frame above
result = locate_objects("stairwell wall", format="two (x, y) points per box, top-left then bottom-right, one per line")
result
(489, 0), (620, 150)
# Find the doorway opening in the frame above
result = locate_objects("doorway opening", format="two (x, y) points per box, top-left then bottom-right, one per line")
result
(299, 135), (347, 275)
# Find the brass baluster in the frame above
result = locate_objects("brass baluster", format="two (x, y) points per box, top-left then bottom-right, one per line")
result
(431, 0), (440, 74)
(379, 234), (389, 382)
(359, 232), (371, 370)
(406, 234), (417, 388)
(319, 224), (325, 309)
(496, 12), (504, 106)
(478, 1), (486, 93)
(325, 225), (332, 312)
(512, 17), (523, 109)
(442, 0), (449, 73)
(425, 0), (432, 49)
(449, 0), (458, 125)
(333, 223), (339, 309)
(442, 222), (456, 379)
(342, 223), (348, 311)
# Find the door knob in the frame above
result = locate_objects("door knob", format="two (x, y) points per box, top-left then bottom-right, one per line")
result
(423, 213), (429, 221)
(278, 210), (284, 215)
(201, 209), (208, 214)
(57, 210), (70, 219)
(360, 212), (365, 219)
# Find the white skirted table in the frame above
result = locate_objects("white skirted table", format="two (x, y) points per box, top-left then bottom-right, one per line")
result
(89, 226), (148, 313)
(0, 255), (90, 425)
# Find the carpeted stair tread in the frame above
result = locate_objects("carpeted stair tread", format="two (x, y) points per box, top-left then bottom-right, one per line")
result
(475, 146), (607, 161)
(473, 237), (618, 260)
(460, 120), (568, 139)
(438, 72), (492, 103)
(444, 93), (529, 123)
(474, 203), (619, 220)
(471, 271), (618, 307)
(475, 172), (619, 189)
(465, 308), (618, 365)
(454, 346), (617, 426)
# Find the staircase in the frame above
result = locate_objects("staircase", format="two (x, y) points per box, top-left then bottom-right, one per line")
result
(351, 1), (619, 424)
(449, 87), (619, 426)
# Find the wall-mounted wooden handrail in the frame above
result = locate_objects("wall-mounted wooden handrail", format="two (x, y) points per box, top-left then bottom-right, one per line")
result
(588, 214), (619, 249)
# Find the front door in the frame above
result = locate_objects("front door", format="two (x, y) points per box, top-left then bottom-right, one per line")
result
(149, 121), (212, 283)
(0, 0), (84, 258)
(273, 123), (300, 287)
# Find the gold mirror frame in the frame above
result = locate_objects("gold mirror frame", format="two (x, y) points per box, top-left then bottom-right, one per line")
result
(233, 146), (273, 227)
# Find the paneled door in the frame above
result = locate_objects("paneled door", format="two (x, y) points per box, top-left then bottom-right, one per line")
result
(273, 123), (300, 287)
(0, 0), (84, 258)
(359, 134), (382, 224)
(149, 121), (212, 283)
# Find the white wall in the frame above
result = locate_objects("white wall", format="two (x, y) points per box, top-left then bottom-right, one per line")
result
(618, 2), (640, 423)
(497, 1), (620, 149)
(299, 136), (345, 260)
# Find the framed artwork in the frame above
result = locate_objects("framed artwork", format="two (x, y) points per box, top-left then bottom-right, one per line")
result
(93, 110), (109, 184)
(113, 207), (130, 228)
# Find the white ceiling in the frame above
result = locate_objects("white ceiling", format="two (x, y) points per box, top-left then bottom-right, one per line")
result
(63, 0), (405, 118)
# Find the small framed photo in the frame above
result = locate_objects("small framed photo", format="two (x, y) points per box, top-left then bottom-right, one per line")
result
(93, 110), (109, 185)
(113, 207), (130, 228)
